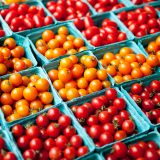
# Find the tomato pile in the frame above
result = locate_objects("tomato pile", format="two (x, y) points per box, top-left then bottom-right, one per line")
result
(146, 35), (160, 57)
(99, 46), (160, 84)
(36, 27), (87, 60)
(87, 0), (125, 13)
(11, 108), (89, 160)
(117, 5), (160, 37)
(129, 80), (160, 124)
(0, 3), (53, 32)
(71, 88), (137, 147)
(0, 37), (33, 76)
(0, 136), (17, 160)
(0, 73), (53, 122)
(46, 0), (91, 21)
(105, 140), (160, 160)
(48, 54), (111, 101)
(0, 26), (5, 38)
(131, 0), (156, 5)
(74, 16), (127, 47)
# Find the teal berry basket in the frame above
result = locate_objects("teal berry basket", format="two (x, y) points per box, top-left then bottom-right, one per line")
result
(114, 2), (160, 42)
(66, 87), (150, 151)
(81, 153), (102, 160)
(121, 72), (160, 129)
(0, 16), (12, 39)
(28, 22), (93, 65)
(7, 103), (95, 160)
(0, 67), (62, 128)
(43, 50), (114, 103)
(92, 40), (150, 86)
(101, 131), (160, 160)
(0, 33), (37, 77)
(138, 32), (160, 56)
(73, 12), (134, 49)
(0, 0), (56, 36)
(0, 129), (20, 159)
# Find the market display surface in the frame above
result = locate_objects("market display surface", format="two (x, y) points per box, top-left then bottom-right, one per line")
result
(0, 0), (160, 160)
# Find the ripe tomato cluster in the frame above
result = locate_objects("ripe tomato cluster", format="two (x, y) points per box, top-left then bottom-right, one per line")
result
(71, 88), (137, 147)
(105, 140), (160, 160)
(117, 5), (160, 37)
(146, 35), (160, 57)
(0, 3), (53, 32)
(0, 73), (53, 122)
(87, 0), (125, 13)
(36, 27), (87, 60)
(0, 37), (33, 76)
(129, 80), (160, 124)
(48, 54), (111, 101)
(46, 0), (91, 21)
(74, 16), (127, 47)
(131, 0), (156, 5)
(0, 26), (5, 38)
(99, 47), (159, 84)
(11, 108), (89, 160)
(0, 136), (17, 160)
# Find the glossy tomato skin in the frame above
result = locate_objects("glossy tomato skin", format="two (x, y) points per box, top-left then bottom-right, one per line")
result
(36, 114), (49, 128)
(105, 88), (117, 100)
(47, 108), (61, 121)
(70, 135), (82, 148)
(12, 124), (25, 138)
(107, 106), (118, 116)
(129, 144), (144, 158)
(87, 115), (99, 126)
(23, 149), (36, 160)
(44, 138), (56, 151)
(5, 11), (18, 25)
(29, 138), (43, 151)
(46, 123), (60, 138)
(91, 97), (105, 110)
(17, 135), (30, 150)
(56, 135), (68, 149)
(63, 126), (76, 139)
(112, 142), (127, 158)
(131, 83), (143, 94)
(98, 111), (111, 124)
(122, 120), (135, 134)
(26, 125), (40, 139)
(144, 149), (159, 160)
(84, 16), (94, 29)
(75, 106), (89, 119)
(102, 123), (115, 134)
(49, 147), (62, 160)
(113, 98), (126, 110)
(77, 146), (89, 157)
(150, 80), (160, 92)
(99, 131), (114, 145)
(142, 99), (155, 111)
(33, 15), (44, 28)
(44, 16), (53, 26)
(74, 18), (84, 30)
(64, 147), (76, 160)
(88, 125), (102, 139)
(58, 115), (71, 128)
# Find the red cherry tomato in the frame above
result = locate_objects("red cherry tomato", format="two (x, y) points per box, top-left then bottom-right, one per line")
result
(44, 16), (53, 26)
(33, 14), (44, 28)
(23, 18), (35, 29)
